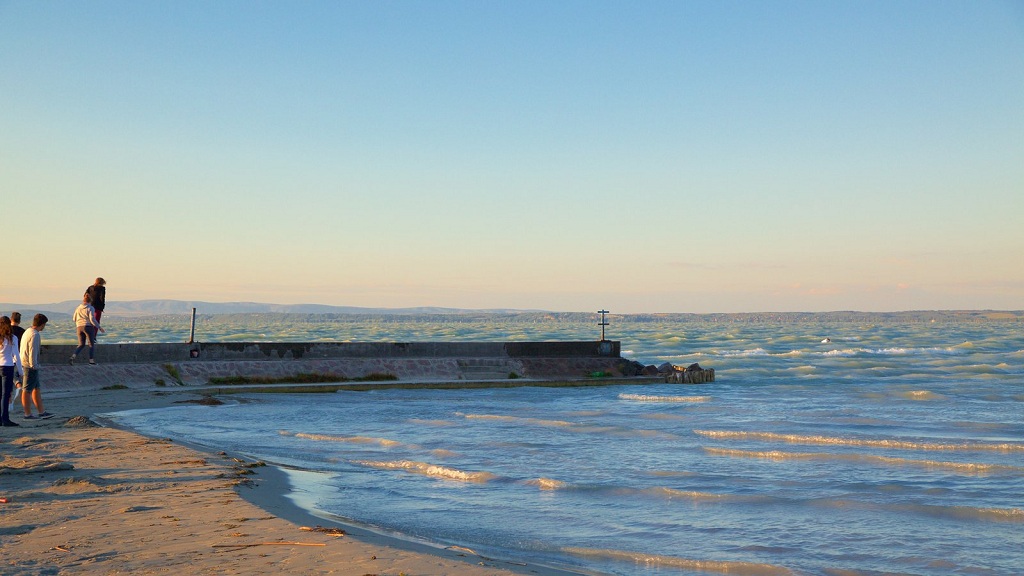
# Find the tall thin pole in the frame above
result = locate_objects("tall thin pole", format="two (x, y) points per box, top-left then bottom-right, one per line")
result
(598, 309), (609, 341)
(188, 307), (197, 344)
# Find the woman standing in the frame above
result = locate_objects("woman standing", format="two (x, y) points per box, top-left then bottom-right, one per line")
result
(70, 295), (105, 365)
(85, 277), (107, 323)
(1, 315), (24, 426)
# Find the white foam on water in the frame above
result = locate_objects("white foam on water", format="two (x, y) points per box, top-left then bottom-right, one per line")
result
(694, 430), (1024, 452)
(280, 430), (405, 447)
(901, 390), (946, 400)
(354, 459), (497, 482)
(618, 393), (712, 403)
(408, 418), (456, 427)
(524, 477), (567, 490)
(460, 413), (575, 427)
(892, 503), (1024, 523)
(703, 447), (1024, 474)
(561, 547), (794, 575)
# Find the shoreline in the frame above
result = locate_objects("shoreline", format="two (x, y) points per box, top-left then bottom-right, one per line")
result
(2, 386), (587, 575)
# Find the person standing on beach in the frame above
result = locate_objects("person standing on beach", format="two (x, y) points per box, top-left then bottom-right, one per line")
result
(9, 313), (25, 397)
(85, 277), (107, 324)
(19, 314), (53, 420)
(0, 316), (24, 426)
(71, 295), (104, 365)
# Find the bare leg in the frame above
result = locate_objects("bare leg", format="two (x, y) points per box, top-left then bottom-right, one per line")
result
(31, 390), (44, 414)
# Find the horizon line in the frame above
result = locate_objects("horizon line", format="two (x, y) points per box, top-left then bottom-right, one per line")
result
(2, 299), (1021, 317)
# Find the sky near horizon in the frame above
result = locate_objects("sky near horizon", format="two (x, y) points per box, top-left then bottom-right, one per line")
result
(2, 1), (1022, 313)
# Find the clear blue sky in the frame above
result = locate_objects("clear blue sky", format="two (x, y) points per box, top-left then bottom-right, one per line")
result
(2, 1), (1022, 313)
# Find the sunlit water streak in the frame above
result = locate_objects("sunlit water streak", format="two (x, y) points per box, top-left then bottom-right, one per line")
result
(103, 316), (1024, 575)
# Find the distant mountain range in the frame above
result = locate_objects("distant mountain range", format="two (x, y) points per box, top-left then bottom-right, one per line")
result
(0, 300), (1020, 323)
(0, 299), (544, 317)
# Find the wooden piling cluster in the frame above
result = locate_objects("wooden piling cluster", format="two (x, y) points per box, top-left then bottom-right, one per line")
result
(664, 368), (715, 384)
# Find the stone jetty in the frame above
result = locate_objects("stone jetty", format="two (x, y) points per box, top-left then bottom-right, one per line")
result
(40, 340), (642, 392)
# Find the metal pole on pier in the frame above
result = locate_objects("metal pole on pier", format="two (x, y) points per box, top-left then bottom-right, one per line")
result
(598, 309), (609, 342)
(188, 307), (197, 344)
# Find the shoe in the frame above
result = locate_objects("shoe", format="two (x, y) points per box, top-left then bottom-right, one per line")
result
(69, 356), (76, 365)
(1, 420), (20, 427)
(89, 360), (97, 366)
(39, 412), (54, 419)
(23, 414), (39, 420)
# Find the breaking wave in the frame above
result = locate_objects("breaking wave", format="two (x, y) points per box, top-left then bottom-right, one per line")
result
(462, 413), (679, 439)
(279, 430), (404, 447)
(354, 460), (497, 482)
(408, 418), (456, 427)
(639, 486), (757, 502)
(460, 413), (574, 427)
(893, 503), (1024, 523)
(618, 393), (712, 403)
(810, 499), (1024, 523)
(717, 348), (770, 357)
(703, 448), (1024, 474)
(562, 547), (794, 575)
(524, 477), (567, 490)
(900, 390), (946, 400)
(694, 430), (1024, 452)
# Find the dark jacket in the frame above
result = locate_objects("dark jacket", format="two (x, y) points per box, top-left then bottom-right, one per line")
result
(86, 285), (106, 311)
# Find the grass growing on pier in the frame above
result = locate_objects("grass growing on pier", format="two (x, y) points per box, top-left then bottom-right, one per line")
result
(207, 371), (398, 386)
(163, 364), (185, 385)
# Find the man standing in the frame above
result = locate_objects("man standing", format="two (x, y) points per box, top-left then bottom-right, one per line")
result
(20, 314), (53, 420)
(86, 278), (107, 323)
(9, 312), (25, 402)
(10, 312), (25, 342)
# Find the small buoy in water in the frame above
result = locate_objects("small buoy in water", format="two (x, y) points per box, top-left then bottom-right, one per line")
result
(821, 338), (831, 343)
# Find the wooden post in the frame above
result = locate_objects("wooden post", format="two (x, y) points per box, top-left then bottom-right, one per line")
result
(188, 307), (197, 344)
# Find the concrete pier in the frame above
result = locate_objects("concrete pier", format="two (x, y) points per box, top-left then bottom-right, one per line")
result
(40, 341), (632, 392)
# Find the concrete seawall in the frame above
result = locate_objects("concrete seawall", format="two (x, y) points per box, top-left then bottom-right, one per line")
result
(43, 340), (620, 363)
(39, 341), (629, 392)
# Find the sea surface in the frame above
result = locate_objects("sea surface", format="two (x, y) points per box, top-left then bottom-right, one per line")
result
(101, 314), (1023, 575)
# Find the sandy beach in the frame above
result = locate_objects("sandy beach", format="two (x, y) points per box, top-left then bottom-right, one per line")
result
(1, 387), (578, 575)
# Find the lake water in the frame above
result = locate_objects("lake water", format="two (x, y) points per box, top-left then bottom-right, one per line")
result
(102, 313), (1024, 575)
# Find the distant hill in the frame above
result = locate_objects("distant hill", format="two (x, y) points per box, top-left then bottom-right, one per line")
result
(0, 300), (1020, 322)
(0, 299), (545, 317)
